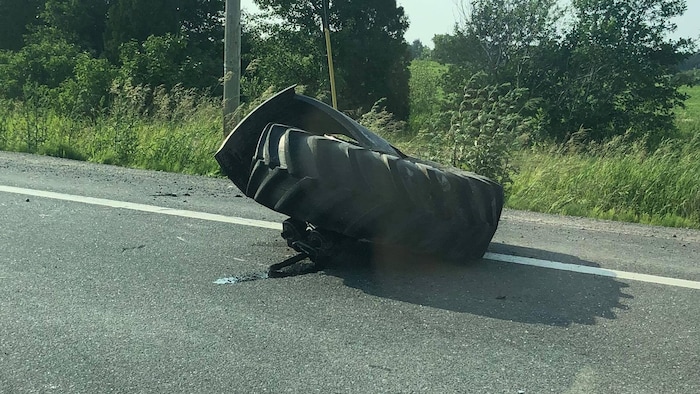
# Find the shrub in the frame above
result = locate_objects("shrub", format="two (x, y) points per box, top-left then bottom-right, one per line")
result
(422, 72), (537, 186)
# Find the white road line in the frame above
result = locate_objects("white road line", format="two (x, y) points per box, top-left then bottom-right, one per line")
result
(484, 253), (700, 290)
(2, 184), (699, 290)
(0, 185), (282, 230)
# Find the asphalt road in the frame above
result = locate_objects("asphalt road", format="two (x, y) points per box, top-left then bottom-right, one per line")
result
(1, 151), (698, 393)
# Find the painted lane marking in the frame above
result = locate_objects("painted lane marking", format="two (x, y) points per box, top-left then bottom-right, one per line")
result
(0, 185), (282, 230)
(2, 185), (699, 290)
(484, 253), (700, 290)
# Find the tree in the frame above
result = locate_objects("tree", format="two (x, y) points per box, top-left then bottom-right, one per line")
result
(0, 0), (228, 108)
(679, 52), (700, 70)
(431, 0), (563, 126)
(117, 33), (216, 91)
(252, 0), (411, 119)
(178, 0), (226, 48)
(104, 0), (224, 91)
(409, 39), (431, 60)
(548, 0), (695, 142)
(105, 0), (181, 60)
(105, 0), (224, 59)
(452, 0), (562, 87)
(40, 0), (110, 55)
(435, 0), (694, 143)
(431, 33), (471, 65)
(0, 31), (80, 100)
(0, 0), (45, 50)
(242, 17), (325, 100)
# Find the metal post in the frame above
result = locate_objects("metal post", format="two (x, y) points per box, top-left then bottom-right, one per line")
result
(223, 0), (241, 135)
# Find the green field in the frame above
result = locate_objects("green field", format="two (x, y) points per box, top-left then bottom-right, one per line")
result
(676, 86), (700, 136)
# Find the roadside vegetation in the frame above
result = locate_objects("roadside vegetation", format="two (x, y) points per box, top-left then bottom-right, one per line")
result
(0, 84), (223, 175)
(507, 85), (700, 228)
(396, 63), (700, 228)
(0, 0), (699, 229)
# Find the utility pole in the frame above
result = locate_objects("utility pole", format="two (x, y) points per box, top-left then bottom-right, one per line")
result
(223, 0), (241, 135)
(321, 0), (337, 109)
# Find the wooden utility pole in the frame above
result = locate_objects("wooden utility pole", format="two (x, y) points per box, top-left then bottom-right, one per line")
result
(223, 0), (241, 135)
(321, 0), (337, 109)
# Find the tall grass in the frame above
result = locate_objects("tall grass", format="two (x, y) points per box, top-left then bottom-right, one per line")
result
(508, 136), (700, 228)
(0, 83), (224, 175)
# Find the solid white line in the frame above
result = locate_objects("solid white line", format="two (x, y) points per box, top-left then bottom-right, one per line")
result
(484, 253), (700, 290)
(2, 184), (698, 290)
(0, 185), (283, 231)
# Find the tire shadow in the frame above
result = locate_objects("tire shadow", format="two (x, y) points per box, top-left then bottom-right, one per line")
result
(324, 240), (632, 327)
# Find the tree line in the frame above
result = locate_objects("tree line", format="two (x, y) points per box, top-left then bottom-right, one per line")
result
(428, 0), (695, 143)
(0, 0), (695, 148)
(0, 0), (410, 120)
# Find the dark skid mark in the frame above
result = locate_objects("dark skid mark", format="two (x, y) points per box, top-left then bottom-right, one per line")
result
(121, 244), (146, 253)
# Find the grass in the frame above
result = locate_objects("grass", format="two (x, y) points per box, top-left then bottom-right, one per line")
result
(0, 85), (224, 176)
(507, 141), (700, 228)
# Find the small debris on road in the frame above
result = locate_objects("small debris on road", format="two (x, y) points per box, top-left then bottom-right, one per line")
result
(215, 272), (269, 284)
(121, 244), (146, 253)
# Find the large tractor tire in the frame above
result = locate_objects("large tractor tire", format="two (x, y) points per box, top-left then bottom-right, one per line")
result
(215, 86), (504, 261)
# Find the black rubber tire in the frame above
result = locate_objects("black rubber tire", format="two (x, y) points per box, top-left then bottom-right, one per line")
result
(246, 123), (504, 261)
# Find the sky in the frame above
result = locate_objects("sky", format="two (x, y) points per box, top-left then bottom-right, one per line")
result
(240, 0), (700, 47)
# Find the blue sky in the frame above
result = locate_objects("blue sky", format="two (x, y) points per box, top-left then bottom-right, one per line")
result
(240, 0), (700, 46)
